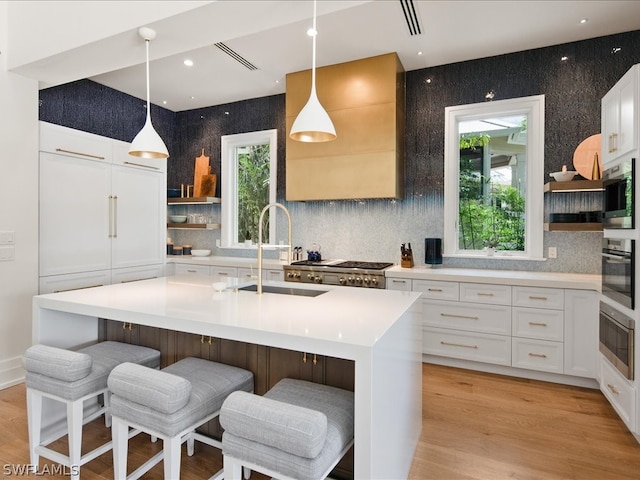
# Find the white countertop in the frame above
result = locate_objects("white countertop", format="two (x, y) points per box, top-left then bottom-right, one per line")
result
(34, 275), (422, 359)
(385, 265), (601, 291)
(167, 255), (286, 269)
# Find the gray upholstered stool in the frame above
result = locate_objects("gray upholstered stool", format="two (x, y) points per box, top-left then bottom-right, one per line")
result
(23, 341), (161, 480)
(219, 378), (355, 480)
(108, 357), (254, 480)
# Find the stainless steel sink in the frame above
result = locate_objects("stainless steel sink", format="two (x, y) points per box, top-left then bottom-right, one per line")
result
(238, 284), (327, 297)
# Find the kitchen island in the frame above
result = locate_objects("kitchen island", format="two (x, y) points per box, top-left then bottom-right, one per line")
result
(32, 275), (423, 480)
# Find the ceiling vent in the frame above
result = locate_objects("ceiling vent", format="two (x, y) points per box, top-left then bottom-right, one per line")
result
(214, 42), (258, 71)
(399, 0), (422, 36)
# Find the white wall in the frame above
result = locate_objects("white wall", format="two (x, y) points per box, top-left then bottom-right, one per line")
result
(0, 1), (39, 388)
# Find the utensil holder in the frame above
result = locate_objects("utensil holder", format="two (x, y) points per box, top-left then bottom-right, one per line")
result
(401, 254), (414, 268)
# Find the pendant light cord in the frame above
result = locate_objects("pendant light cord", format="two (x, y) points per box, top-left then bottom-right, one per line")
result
(145, 38), (151, 121)
(311, 0), (317, 94)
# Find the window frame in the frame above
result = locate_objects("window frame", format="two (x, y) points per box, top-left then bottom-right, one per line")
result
(220, 129), (277, 248)
(443, 95), (545, 260)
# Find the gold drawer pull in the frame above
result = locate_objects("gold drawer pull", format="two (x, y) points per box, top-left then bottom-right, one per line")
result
(441, 313), (479, 320)
(607, 383), (620, 395)
(441, 341), (478, 349)
(528, 295), (548, 300)
(528, 352), (547, 358)
(392, 279), (407, 283)
(428, 287), (443, 292)
(200, 335), (213, 344)
(477, 292), (494, 296)
(302, 352), (307, 363)
(124, 160), (160, 170)
(528, 321), (548, 327)
(55, 147), (105, 160)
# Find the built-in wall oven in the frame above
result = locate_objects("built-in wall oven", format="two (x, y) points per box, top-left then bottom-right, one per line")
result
(601, 237), (635, 310)
(600, 301), (635, 380)
(602, 157), (634, 229)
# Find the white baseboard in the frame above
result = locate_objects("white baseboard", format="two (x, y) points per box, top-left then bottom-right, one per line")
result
(0, 355), (25, 390)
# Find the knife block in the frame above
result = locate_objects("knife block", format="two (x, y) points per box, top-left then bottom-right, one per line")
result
(401, 253), (414, 268)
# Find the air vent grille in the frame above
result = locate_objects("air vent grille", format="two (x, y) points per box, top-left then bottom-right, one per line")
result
(214, 42), (258, 71)
(400, 0), (422, 36)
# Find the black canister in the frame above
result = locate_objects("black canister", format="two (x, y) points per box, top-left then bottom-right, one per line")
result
(425, 238), (442, 265)
(173, 246), (183, 255)
(183, 245), (192, 255)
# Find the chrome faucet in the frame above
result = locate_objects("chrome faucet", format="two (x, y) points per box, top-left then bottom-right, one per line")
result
(257, 203), (292, 294)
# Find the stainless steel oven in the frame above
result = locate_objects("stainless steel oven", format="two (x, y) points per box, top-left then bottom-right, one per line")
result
(602, 157), (634, 229)
(602, 237), (634, 310)
(599, 301), (635, 380)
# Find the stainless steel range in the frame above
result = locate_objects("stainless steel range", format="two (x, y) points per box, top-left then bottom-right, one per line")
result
(283, 260), (393, 289)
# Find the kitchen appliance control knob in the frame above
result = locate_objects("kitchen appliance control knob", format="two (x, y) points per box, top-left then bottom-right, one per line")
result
(348, 276), (354, 283)
(355, 277), (362, 284)
(294, 272), (301, 279)
(364, 277), (371, 284)
(307, 273), (314, 280)
(314, 276), (323, 284)
(372, 277), (379, 285)
(287, 272), (294, 278)
(339, 277), (346, 285)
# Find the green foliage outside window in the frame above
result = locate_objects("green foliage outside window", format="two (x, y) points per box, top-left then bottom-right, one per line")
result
(458, 134), (525, 251)
(237, 144), (270, 243)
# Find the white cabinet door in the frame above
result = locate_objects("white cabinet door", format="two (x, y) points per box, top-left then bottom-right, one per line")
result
(39, 152), (112, 276)
(111, 163), (165, 269)
(263, 268), (284, 282)
(211, 266), (238, 282)
(602, 65), (638, 165)
(564, 289), (598, 378)
(175, 264), (210, 275)
(386, 277), (411, 291)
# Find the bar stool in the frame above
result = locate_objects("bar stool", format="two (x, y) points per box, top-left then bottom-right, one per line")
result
(219, 378), (354, 480)
(22, 341), (161, 480)
(108, 356), (254, 480)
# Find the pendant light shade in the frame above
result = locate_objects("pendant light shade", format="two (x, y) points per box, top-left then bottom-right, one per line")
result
(129, 27), (169, 159)
(289, 0), (336, 143)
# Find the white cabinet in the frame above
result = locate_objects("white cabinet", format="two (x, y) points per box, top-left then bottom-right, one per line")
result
(393, 275), (598, 381)
(602, 64), (638, 165)
(210, 265), (239, 283)
(39, 122), (166, 291)
(175, 264), (210, 276)
(600, 355), (636, 432)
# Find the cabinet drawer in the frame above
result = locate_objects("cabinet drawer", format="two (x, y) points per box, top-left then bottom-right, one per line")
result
(175, 264), (210, 275)
(460, 283), (511, 305)
(40, 122), (112, 162)
(512, 338), (563, 374)
(600, 356), (636, 431)
(39, 270), (111, 294)
(412, 279), (459, 301)
(423, 327), (511, 366)
(263, 269), (284, 282)
(512, 286), (564, 310)
(512, 307), (564, 341)
(386, 277), (412, 291)
(423, 300), (511, 335)
(112, 264), (164, 284)
(237, 267), (258, 282)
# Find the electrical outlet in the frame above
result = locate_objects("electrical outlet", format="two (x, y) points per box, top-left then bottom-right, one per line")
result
(548, 246), (557, 259)
(0, 246), (15, 261)
(0, 231), (15, 245)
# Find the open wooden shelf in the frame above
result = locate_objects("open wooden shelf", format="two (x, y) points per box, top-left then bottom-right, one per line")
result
(167, 197), (221, 205)
(544, 222), (602, 232)
(544, 180), (603, 192)
(167, 223), (221, 230)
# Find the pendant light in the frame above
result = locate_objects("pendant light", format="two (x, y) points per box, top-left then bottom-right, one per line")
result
(289, 0), (336, 143)
(129, 27), (169, 159)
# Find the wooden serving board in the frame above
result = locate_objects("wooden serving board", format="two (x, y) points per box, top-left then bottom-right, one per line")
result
(193, 149), (210, 197)
(199, 173), (217, 197)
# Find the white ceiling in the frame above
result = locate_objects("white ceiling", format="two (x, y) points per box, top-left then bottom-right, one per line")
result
(35, 1), (640, 112)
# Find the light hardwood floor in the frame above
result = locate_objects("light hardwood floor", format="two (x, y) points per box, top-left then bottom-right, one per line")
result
(2, 363), (640, 479)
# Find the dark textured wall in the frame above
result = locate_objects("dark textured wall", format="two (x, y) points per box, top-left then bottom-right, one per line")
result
(40, 30), (640, 202)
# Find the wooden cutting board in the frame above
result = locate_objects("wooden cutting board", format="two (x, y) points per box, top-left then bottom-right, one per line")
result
(572, 134), (602, 180)
(199, 172), (217, 197)
(193, 149), (210, 197)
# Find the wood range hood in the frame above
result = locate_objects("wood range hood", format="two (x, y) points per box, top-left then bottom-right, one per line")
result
(285, 52), (405, 201)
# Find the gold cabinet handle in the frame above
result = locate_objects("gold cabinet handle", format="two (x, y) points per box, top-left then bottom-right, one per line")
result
(313, 354), (317, 366)
(428, 288), (443, 292)
(55, 147), (105, 160)
(528, 295), (548, 300)
(122, 322), (132, 331)
(440, 341), (478, 349)
(392, 279), (407, 284)
(528, 352), (547, 358)
(124, 160), (160, 171)
(302, 352), (307, 363)
(477, 292), (494, 296)
(200, 335), (212, 344)
(528, 321), (548, 327)
(122, 322), (127, 330)
(607, 383), (620, 395)
(440, 313), (479, 320)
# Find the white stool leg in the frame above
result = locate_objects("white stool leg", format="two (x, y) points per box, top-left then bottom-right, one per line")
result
(164, 435), (182, 480)
(112, 417), (129, 480)
(243, 466), (251, 479)
(25, 388), (42, 473)
(224, 456), (243, 480)
(187, 431), (195, 456)
(67, 399), (83, 480)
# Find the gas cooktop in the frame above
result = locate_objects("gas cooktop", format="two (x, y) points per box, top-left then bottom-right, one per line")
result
(284, 260), (394, 288)
(290, 260), (393, 270)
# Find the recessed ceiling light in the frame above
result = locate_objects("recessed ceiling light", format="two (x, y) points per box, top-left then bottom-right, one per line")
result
(184, 59), (194, 67)
(425, 78), (432, 84)
(162, 100), (167, 105)
(580, 18), (588, 24)
(275, 79), (280, 84)
(191, 96), (196, 100)
(612, 47), (622, 54)
(224, 111), (230, 115)
(307, 27), (317, 37)
(418, 51), (423, 56)
(561, 56), (569, 61)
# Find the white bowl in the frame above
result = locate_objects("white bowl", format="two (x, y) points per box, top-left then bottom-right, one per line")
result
(190, 249), (211, 257)
(549, 171), (577, 182)
(169, 215), (187, 223)
(212, 281), (227, 292)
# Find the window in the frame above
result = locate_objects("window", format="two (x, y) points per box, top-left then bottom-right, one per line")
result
(444, 95), (545, 259)
(221, 129), (277, 248)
